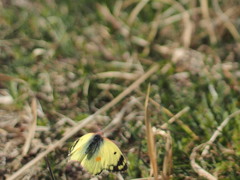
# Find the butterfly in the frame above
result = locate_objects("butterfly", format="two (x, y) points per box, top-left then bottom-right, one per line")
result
(68, 133), (127, 175)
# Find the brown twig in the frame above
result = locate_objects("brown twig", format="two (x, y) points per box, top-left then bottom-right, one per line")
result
(7, 64), (159, 180)
(22, 98), (37, 156)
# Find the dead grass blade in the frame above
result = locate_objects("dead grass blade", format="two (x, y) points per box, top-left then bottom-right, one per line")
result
(22, 98), (37, 156)
(142, 13), (161, 55)
(103, 97), (138, 136)
(113, 0), (122, 17)
(182, 11), (193, 48)
(137, 90), (198, 140)
(144, 84), (158, 180)
(7, 64), (159, 180)
(213, 0), (240, 41)
(128, 0), (150, 26)
(190, 110), (240, 180)
(160, 107), (190, 129)
(162, 131), (172, 180)
(201, 109), (240, 157)
(130, 177), (162, 180)
(190, 143), (217, 180)
(97, 4), (129, 37)
(97, 83), (123, 91)
(116, 173), (124, 180)
(161, 106), (199, 140)
(200, 0), (217, 44)
(0, 73), (26, 84)
(93, 71), (140, 80)
(0, 73), (17, 82)
(53, 111), (77, 126)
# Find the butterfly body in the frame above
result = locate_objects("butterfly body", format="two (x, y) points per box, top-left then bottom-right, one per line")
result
(69, 133), (127, 175)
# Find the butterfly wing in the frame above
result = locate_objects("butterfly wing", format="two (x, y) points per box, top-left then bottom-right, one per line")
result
(69, 133), (95, 162)
(69, 133), (127, 175)
(100, 138), (127, 173)
(80, 137), (127, 175)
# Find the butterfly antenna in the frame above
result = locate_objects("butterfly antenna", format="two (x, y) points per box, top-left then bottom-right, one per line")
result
(44, 156), (56, 180)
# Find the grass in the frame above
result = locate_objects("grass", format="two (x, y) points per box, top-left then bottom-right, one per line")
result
(1, 0), (240, 179)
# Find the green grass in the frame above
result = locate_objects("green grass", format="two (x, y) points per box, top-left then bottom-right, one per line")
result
(1, 0), (240, 179)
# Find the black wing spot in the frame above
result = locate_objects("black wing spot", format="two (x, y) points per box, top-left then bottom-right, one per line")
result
(112, 155), (127, 171)
(114, 152), (117, 155)
(85, 134), (103, 160)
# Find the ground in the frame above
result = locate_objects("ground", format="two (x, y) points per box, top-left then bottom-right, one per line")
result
(0, 0), (240, 179)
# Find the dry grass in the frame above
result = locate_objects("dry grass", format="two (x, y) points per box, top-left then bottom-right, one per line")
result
(1, 0), (240, 179)
(144, 84), (158, 179)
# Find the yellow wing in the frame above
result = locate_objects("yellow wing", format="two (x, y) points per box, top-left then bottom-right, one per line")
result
(80, 137), (127, 175)
(69, 133), (95, 162)
(69, 133), (127, 175)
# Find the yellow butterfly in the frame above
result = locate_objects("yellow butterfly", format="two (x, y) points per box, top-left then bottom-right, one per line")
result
(68, 133), (127, 175)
